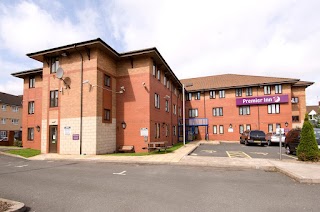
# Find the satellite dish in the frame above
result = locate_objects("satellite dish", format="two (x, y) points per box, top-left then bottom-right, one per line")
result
(56, 67), (64, 79)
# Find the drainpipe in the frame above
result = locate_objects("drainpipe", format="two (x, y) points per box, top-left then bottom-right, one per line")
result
(257, 86), (260, 130)
(75, 45), (83, 155)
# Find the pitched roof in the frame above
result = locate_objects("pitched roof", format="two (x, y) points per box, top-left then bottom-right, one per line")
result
(0, 92), (22, 106)
(306, 105), (319, 114)
(180, 74), (303, 91)
(11, 68), (42, 78)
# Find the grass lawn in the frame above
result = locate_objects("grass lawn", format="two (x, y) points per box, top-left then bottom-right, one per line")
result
(6, 148), (41, 158)
(106, 142), (185, 156)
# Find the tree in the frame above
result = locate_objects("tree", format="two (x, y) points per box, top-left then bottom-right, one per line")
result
(296, 114), (320, 161)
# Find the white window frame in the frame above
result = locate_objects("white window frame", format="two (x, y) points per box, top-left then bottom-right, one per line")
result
(239, 106), (250, 115)
(213, 125), (217, 134)
(246, 124), (251, 131)
(275, 85), (282, 94)
(189, 109), (198, 118)
(28, 101), (35, 114)
(268, 104), (280, 114)
(1, 104), (7, 111)
(154, 93), (160, 109)
(239, 125), (244, 134)
(246, 87), (252, 96)
(28, 127), (34, 141)
(165, 100), (169, 112)
(1, 118), (6, 124)
(235, 88), (242, 97)
(264, 85), (271, 95)
(219, 125), (224, 134)
(11, 119), (19, 125)
(173, 104), (176, 115)
(219, 90), (225, 98)
(213, 107), (223, 116)
(209, 90), (216, 99)
(268, 124), (273, 133)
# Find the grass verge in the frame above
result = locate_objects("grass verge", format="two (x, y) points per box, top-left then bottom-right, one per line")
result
(105, 142), (185, 156)
(6, 148), (41, 158)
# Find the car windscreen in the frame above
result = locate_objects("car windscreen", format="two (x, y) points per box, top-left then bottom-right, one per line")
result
(251, 131), (265, 136)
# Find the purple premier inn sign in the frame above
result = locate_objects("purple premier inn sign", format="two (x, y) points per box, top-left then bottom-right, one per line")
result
(236, 94), (289, 106)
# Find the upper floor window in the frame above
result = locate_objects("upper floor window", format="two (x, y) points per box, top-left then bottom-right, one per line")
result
(164, 76), (167, 86)
(239, 106), (250, 115)
(157, 69), (161, 81)
(1, 105), (7, 111)
(165, 100), (169, 112)
(213, 107), (223, 116)
(154, 93), (160, 109)
(173, 104), (177, 115)
(291, 97), (299, 104)
(50, 90), (59, 107)
(28, 101), (34, 114)
(104, 109), (110, 121)
(209, 90), (216, 99)
(152, 61), (156, 77)
(12, 106), (19, 112)
(186, 93), (192, 101)
(189, 108), (198, 118)
(219, 90), (225, 98)
(246, 87), (252, 96)
(11, 119), (19, 125)
(173, 126), (177, 136)
(1, 118), (6, 124)
(268, 104), (280, 114)
(235, 88), (242, 97)
(264, 86), (271, 95)
(275, 85), (282, 94)
(29, 76), (35, 88)
(195, 92), (200, 100)
(104, 75), (111, 87)
(167, 80), (170, 89)
(292, 116), (299, 122)
(178, 107), (182, 117)
(155, 123), (160, 138)
(50, 57), (59, 73)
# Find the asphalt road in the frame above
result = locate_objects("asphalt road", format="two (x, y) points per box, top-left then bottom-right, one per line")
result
(190, 142), (297, 160)
(0, 154), (319, 212)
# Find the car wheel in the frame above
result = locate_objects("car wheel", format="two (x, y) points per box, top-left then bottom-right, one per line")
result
(245, 140), (249, 146)
(267, 140), (272, 146)
(285, 146), (291, 155)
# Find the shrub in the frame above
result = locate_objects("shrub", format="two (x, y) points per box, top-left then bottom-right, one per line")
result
(296, 114), (320, 161)
(14, 139), (22, 147)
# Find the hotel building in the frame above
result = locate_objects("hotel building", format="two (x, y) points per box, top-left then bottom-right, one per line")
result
(12, 38), (313, 154)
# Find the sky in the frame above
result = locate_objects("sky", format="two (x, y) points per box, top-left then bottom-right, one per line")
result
(0, 0), (319, 105)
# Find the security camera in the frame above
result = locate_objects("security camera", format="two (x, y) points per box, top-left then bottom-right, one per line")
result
(142, 82), (146, 87)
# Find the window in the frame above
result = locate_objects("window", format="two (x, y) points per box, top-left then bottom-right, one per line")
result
(155, 123), (160, 138)
(173, 126), (176, 136)
(268, 124), (273, 133)
(12, 106), (19, 112)
(157, 69), (161, 81)
(239, 106), (250, 115)
(167, 80), (170, 89)
(50, 90), (59, 107)
(104, 75), (111, 87)
(165, 124), (169, 137)
(276, 123), (281, 129)
(219, 125), (224, 134)
(28, 101), (35, 114)
(275, 85), (282, 94)
(152, 61), (156, 77)
(292, 116), (299, 122)
(50, 57), (59, 73)
(245, 87), (252, 96)
(194, 126), (199, 135)
(173, 104), (176, 115)
(0, 131), (7, 137)
(235, 88), (242, 97)
(291, 97), (299, 104)
(12, 119), (19, 125)
(264, 86), (271, 95)
(209, 90), (216, 99)
(28, 128), (34, 141)
(239, 125), (244, 134)
(104, 109), (110, 121)
(195, 92), (200, 100)
(189, 109), (198, 118)
(178, 107), (182, 117)
(29, 76), (35, 88)
(174, 87), (177, 96)
(219, 90), (225, 98)
(213, 107), (223, 116)
(246, 124), (251, 131)
(1, 118), (5, 124)
(1, 105), (6, 111)
(213, 125), (217, 134)
(186, 93), (192, 101)
(154, 93), (160, 109)
(268, 104), (280, 114)
(163, 76), (167, 86)
(165, 100), (169, 112)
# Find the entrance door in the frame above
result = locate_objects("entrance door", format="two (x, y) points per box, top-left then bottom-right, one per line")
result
(49, 125), (58, 153)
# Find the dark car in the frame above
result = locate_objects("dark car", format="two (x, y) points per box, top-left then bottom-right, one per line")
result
(284, 128), (320, 155)
(240, 130), (267, 146)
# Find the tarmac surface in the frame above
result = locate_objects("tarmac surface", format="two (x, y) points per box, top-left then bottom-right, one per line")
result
(1, 140), (320, 184)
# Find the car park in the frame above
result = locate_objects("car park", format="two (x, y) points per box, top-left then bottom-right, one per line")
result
(284, 128), (320, 155)
(240, 130), (267, 146)
(265, 132), (286, 146)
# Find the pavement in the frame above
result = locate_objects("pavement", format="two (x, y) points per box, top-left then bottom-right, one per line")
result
(1, 140), (320, 184)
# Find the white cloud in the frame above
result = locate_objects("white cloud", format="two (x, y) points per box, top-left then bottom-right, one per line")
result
(107, 0), (320, 104)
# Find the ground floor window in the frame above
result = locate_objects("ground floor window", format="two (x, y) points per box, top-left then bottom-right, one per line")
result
(28, 128), (34, 141)
(219, 125), (224, 134)
(213, 125), (217, 134)
(246, 124), (251, 131)
(173, 126), (176, 136)
(276, 123), (281, 129)
(268, 124), (273, 132)
(155, 123), (160, 138)
(239, 125), (244, 133)
(0, 131), (6, 137)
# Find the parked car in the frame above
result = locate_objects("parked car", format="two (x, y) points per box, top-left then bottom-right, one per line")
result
(240, 130), (267, 146)
(0, 137), (8, 142)
(265, 132), (286, 146)
(284, 128), (320, 155)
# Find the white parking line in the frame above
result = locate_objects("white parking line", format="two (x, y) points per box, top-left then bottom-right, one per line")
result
(15, 164), (28, 168)
(281, 154), (297, 159)
(113, 171), (127, 176)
